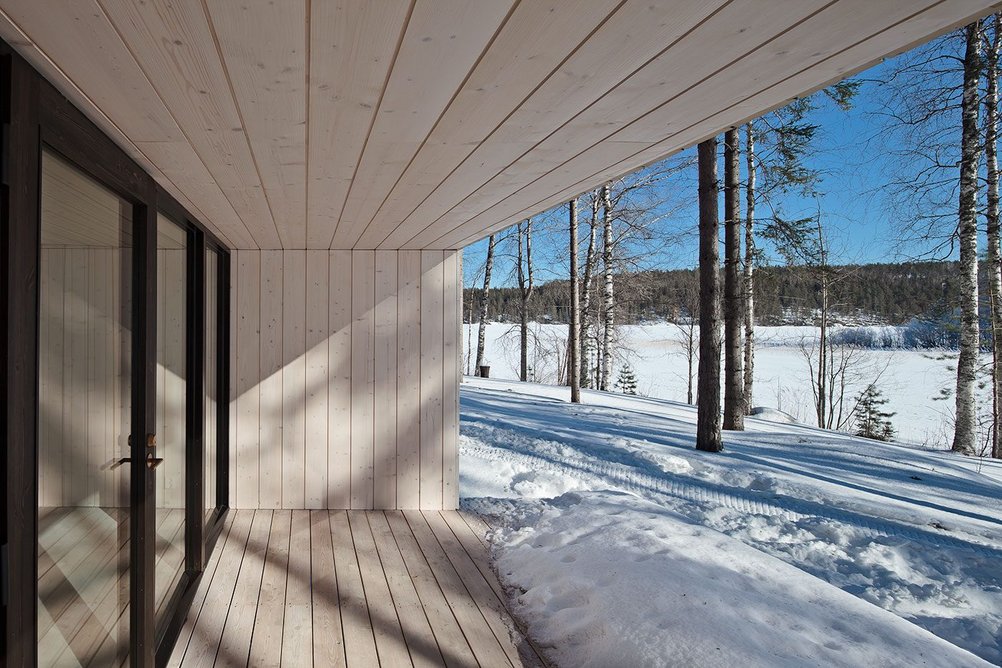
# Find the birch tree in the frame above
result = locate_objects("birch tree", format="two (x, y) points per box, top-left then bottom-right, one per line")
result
(953, 19), (982, 456)
(600, 183), (615, 391)
(743, 123), (756, 413)
(985, 14), (1002, 459)
(474, 233), (497, 376)
(516, 219), (535, 382)
(697, 137), (723, 452)
(723, 128), (745, 430)
(569, 198), (582, 403)
(581, 191), (599, 388)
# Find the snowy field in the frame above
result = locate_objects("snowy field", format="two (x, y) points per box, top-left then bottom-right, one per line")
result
(459, 377), (1002, 666)
(464, 322), (984, 448)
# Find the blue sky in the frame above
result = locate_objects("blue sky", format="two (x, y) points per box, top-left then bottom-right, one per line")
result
(462, 45), (967, 287)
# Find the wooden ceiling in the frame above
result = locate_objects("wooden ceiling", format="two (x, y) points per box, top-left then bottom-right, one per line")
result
(2, 0), (999, 250)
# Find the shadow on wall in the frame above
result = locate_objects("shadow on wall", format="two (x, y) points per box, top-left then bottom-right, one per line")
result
(229, 249), (461, 512)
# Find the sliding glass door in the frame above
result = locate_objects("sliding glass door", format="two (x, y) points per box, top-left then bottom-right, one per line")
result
(154, 216), (188, 628)
(2, 43), (230, 666)
(37, 150), (134, 665)
(32, 150), (225, 666)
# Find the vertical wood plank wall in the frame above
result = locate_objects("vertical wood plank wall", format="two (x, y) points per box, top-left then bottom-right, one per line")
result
(229, 250), (461, 510)
(38, 247), (130, 509)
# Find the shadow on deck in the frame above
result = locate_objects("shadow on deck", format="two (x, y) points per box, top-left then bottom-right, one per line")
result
(168, 509), (547, 667)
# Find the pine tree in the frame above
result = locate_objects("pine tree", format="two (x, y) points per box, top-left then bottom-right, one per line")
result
(696, 137), (723, 452)
(615, 363), (638, 395)
(855, 384), (896, 441)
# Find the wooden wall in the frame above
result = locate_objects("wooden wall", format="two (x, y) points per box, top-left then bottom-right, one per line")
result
(38, 247), (130, 509)
(229, 250), (461, 510)
(38, 247), (192, 511)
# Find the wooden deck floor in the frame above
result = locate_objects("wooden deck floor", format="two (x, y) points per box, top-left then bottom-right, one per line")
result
(168, 510), (544, 667)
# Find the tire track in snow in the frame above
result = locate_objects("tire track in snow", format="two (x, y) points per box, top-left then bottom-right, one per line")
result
(462, 437), (1002, 560)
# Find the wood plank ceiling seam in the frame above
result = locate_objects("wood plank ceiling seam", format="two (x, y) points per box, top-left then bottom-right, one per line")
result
(424, 0), (952, 250)
(4, 0), (1000, 251)
(197, 0), (285, 249)
(382, 0), (742, 250)
(322, 0), (417, 250)
(327, 0), (517, 250)
(347, 0), (529, 251)
(357, 0), (631, 251)
(0, 2), (243, 249)
(400, 0), (840, 250)
(95, 0), (280, 248)
(93, 0), (268, 248)
(443, 0), (1000, 250)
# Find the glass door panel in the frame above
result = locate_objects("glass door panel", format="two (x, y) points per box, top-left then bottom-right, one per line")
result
(205, 248), (219, 523)
(155, 215), (188, 626)
(37, 150), (133, 666)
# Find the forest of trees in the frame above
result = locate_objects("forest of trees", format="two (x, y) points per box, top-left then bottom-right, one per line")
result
(465, 15), (1002, 460)
(465, 261), (968, 328)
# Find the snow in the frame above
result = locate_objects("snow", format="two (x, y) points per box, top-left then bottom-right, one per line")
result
(464, 322), (980, 447)
(459, 377), (1002, 667)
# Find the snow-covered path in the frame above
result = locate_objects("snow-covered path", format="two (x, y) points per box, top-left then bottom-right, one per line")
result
(459, 378), (1002, 666)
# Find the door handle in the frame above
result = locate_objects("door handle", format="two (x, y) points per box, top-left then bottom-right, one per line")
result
(112, 454), (163, 469)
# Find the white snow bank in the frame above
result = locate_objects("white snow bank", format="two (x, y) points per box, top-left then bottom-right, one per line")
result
(460, 377), (1002, 665)
(491, 490), (990, 668)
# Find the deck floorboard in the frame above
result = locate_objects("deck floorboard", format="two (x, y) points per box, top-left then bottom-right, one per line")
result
(168, 509), (529, 667)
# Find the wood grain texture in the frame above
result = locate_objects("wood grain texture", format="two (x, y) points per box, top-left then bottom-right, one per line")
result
(420, 251), (445, 511)
(259, 250), (284, 508)
(282, 250), (307, 509)
(169, 510), (523, 667)
(307, 0), (411, 248)
(350, 250), (376, 509)
(328, 250), (353, 509)
(305, 251), (329, 509)
(229, 250), (460, 509)
(329, 0), (515, 249)
(4, 0), (997, 251)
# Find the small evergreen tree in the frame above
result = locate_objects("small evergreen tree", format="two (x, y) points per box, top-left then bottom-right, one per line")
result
(855, 384), (896, 441)
(615, 363), (639, 395)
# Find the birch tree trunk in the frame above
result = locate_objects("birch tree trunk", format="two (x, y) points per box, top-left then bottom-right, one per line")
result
(953, 20), (983, 456)
(723, 128), (745, 430)
(986, 14), (1002, 459)
(474, 234), (496, 376)
(697, 138), (723, 452)
(743, 122), (756, 414)
(517, 219), (535, 382)
(569, 198), (582, 402)
(600, 183), (614, 391)
(581, 192), (599, 389)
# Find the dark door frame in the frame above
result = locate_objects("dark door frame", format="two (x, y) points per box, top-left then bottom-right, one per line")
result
(1, 40), (230, 668)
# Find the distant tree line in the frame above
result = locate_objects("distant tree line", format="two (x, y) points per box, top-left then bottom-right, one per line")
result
(465, 260), (968, 327)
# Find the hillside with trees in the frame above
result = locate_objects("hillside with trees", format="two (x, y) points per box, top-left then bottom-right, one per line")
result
(465, 260), (966, 327)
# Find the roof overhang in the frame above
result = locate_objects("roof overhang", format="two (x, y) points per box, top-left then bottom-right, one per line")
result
(1, 0), (998, 250)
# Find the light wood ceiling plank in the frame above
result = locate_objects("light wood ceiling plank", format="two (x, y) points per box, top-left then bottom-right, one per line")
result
(352, 0), (623, 249)
(98, 0), (279, 247)
(206, 0), (308, 249)
(401, 0), (832, 249)
(328, 0), (515, 249)
(0, 3), (248, 248)
(136, 140), (255, 248)
(375, 0), (731, 249)
(438, 0), (999, 250)
(0, 0), (178, 142)
(306, 0), (411, 248)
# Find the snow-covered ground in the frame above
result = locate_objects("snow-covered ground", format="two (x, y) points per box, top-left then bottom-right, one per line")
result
(464, 322), (980, 447)
(459, 377), (1002, 667)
